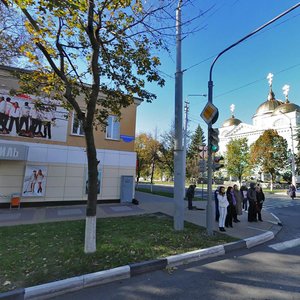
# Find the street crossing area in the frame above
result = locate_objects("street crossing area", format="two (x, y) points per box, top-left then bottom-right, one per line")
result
(262, 198), (300, 211)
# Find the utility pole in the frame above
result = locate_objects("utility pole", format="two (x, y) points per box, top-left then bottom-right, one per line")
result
(183, 99), (189, 185)
(173, 0), (184, 230)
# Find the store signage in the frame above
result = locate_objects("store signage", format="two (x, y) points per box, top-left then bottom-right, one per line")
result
(0, 144), (28, 160)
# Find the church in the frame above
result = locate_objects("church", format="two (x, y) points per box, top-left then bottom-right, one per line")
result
(218, 73), (300, 184)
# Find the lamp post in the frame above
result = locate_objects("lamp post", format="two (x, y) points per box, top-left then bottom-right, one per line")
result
(279, 110), (297, 187)
(206, 2), (300, 236)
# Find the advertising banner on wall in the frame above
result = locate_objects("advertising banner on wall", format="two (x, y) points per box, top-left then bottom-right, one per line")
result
(22, 165), (48, 197)
(0, 89), (68, 142)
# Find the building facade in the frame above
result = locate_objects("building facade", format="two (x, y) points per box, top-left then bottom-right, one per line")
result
(218, 75), (300, 182)
(0, 65), (141, 206)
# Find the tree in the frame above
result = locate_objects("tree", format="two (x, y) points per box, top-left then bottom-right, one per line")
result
(2, 0), (171, 253)
(250, 129), (288, 190)
(0, 3), (34, 65)
(186, 125), (206, 180)
(135, 132), (160, 183)
(226, 138), (250, 184)
(158, 123), (175, 181)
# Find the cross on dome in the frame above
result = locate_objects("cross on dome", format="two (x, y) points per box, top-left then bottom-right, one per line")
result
(267, 73), (274, 87)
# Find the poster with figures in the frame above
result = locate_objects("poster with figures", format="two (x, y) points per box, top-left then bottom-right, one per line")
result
(22, 165), (48, 197)
(0, 89), (68, 142)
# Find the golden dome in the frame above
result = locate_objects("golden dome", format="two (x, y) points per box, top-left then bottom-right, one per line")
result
(272, 101), (300, 115)
(255, 89), (283, 115)
(222, 115), (242, 127)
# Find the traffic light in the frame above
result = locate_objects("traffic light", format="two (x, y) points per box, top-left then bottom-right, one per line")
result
(209, 128), (219, 152)
(213, 156), (224, 171)
(199, 159), (207, 173)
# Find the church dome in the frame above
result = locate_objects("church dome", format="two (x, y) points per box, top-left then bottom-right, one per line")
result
(222, 115), (242, 127)
(255, 89), (283, 116)
(272, 101), (300, 116)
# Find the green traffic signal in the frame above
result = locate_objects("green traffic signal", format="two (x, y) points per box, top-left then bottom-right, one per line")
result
(211, 145), (219, 152)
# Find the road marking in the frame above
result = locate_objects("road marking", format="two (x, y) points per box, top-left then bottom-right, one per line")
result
(268, 238), (300, 251)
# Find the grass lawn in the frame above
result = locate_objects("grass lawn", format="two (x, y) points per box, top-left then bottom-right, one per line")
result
(135, 187), (204, 201)
(0, 214), (236, 292)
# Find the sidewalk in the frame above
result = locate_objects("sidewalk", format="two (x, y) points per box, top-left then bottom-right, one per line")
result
(0, 191), (282, 240)
(0, 191), (282, 300)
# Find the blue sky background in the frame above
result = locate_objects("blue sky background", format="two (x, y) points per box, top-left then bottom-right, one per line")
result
(136, 0), (300, 140)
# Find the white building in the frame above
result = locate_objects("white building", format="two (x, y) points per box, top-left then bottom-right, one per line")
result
(218, 74), (300, 183)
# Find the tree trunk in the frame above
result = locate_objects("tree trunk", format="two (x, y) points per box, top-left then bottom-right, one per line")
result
(84, 123), (98, 253)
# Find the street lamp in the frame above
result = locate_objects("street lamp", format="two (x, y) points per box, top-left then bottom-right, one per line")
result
(206, 2), (300, 236)
(279, 110), (297, 187)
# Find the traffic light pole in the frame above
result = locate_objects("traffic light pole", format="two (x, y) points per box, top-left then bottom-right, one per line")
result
(206, 80), (214, 236)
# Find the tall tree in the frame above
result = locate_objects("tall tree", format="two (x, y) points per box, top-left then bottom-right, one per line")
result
(250, 129), (288, 190)
(226, 138), (250, 184)
(158, 123), (175, 181)
(2, 0), (171, 253)
(186, 125), (206, 180)
(135, 132), (160, 184)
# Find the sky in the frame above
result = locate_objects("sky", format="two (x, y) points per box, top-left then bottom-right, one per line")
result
(136, 0), (300, 140)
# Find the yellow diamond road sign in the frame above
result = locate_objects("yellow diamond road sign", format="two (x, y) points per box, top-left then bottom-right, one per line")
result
(200, 102), (218, 124)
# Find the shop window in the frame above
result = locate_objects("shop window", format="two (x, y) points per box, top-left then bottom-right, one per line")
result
(106, 115), (120, 140)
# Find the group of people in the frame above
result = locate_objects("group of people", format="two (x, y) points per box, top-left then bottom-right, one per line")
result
(0, 96), (56, 139)
(215, 182), (265, 232)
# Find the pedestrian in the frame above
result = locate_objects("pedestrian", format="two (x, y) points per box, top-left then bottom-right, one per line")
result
(233, 184), (242, 221)
(214, 186), (220, 222)
(225, 186), (234, 228)
(256, 184), (265, 221)
(247, 182), (257, 222)
(240, 183), (248, 211)
(288, 183), (296, 200)
(186, 184), (196, 210)
(217, 186), (228, 232)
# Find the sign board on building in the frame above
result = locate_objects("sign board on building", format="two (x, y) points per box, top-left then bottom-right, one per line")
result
(0, 143), (28, 160)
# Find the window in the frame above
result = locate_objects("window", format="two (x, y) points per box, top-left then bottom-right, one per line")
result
(71, 112), (84, 136)
(106, 115), (120, 140)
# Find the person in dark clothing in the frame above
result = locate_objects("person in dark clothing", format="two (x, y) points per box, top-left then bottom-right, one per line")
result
(225, 186), (234, 228)
(186, 184), (196, 210)
(214, 187), (220, 222)
(288, 184), (296, 200)
(256, 184), (265, 221)
(247, 182), (258, 222)
(240, 184), (248, 211)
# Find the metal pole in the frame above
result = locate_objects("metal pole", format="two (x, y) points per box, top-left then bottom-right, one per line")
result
(174, 0), (184, 230)
(183, 99), (189, 189)
(206, 2), (300, 236)
(206, 80), (213, 235)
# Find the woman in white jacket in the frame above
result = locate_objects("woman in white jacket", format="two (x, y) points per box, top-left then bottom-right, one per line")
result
(217, 186), (229, 232)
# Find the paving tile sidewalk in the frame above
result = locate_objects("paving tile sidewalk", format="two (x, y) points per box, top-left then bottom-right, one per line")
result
(0, 191), (282, 241)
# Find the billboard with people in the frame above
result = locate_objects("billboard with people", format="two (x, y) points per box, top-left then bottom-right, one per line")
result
(0, 90), (68, 142)
(22, 165), (48, 197)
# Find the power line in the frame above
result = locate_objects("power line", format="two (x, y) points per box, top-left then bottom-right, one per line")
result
(215, 62), (300, 98)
